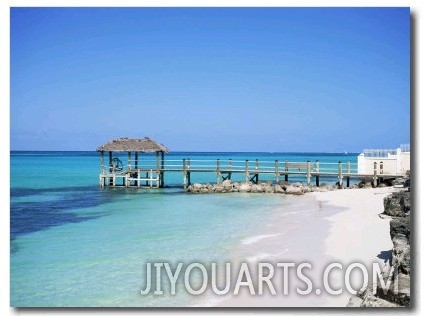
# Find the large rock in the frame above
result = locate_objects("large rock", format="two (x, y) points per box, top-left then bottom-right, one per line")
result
(285, 185), (304, 195)
(302, 186), (312, 193)
(391, 233), (410, 276)
(390, 217), (410, 241)
(239, 182), (251, 192)
(348, 286), (400, 307)
(222, 179), (233, 191)
(250, 184), (264, 193)
(213, 184), (224, 193)
(193, 183), (203, 189)
(384, 191), (410, 217)
(274, 184), (285, 193)
(264, 185), (274, 193)
(375, 273), (410, 307)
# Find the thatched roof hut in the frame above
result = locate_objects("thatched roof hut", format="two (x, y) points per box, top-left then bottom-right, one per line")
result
(96, 137), (169, 153)
(97, 137), (168, 188)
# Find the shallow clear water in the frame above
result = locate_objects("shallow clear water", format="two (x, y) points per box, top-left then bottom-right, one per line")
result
(10, 151), (356, 307)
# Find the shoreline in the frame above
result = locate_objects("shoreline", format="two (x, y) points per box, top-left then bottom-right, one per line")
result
(207, 187), (394, 307)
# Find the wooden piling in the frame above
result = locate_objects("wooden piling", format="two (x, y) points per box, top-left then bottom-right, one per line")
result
(135, 152), (139, 187)
(284, 160), (288, 181)
(217, 159), (221, 184)
(183, 159), (187, 189)
(315, 160), (320, 187)
(306, 161), (311, 186)
(245, 160), (249, 182)
(254, 159), (259, 183)
(346, 161), (351, 187)
(187, 158), (191, 185)
(108, 151), (113, 185)
(373, 162), (377, 187)
(338, 161), (343, 188)
(275, 160), (279, 183)
(100, 151), (104, 174)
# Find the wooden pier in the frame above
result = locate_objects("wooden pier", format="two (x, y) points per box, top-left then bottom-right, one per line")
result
(175, 158), (399, 189)
(98, 156), (400, 191)
(97, 138), (404, 189)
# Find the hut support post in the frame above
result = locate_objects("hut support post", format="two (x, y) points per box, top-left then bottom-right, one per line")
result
(126, 152), (131, 187)
(109, 151), (113, 186)
(100, 151), (104, 174)
(160, 151), (165, 188)
(338, 161), (343, 188)
(155, 152), (160, 188)
(135, 152), (139, 187)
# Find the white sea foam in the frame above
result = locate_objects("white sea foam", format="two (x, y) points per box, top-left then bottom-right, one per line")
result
(246, 249), (289, 263)
(241, 233), (280, 245)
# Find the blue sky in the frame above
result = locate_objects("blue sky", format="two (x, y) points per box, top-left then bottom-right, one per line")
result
(10, 7), (410, 152)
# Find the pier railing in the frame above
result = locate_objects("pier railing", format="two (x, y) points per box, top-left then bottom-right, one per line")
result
(98, 156), (408, 188)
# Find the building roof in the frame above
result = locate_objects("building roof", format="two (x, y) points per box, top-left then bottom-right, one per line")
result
(96, 137), (169, 153)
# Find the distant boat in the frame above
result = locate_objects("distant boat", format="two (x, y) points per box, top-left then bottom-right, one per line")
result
(344, 150), (348, 155)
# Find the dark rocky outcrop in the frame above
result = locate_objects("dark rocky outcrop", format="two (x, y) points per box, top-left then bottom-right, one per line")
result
(390, 217), (410, 242)
(348, 174), (411, 307)
(383, 191), (411, 217)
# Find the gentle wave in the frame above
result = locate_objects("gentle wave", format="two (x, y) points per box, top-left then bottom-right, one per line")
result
(241, 233), (280, 245)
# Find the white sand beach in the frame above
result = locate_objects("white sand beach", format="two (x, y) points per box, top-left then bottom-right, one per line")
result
(314, 187), (396, 306)
(212, 187), (395, 307)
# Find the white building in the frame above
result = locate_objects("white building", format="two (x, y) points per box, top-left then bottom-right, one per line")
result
(357, 144), (410, 176)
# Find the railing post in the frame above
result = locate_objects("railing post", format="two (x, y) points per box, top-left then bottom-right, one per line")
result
(226, 159), (232, 180)
(315, 160), (319, 187)
(217, 159), (221, 184)
(183, 159), (187, 190)
(307, 160), (311, 186)
(284, 160), (288, 182)
(275, 160), (279, 183)
(346, 161), (351, 187)
(245, 160), (249, 182)
(254, 159), (259, 183)
(127, 151), (131, 170)
(338, 161), (343, 188)
(373, 162), (377, 187)
(187, 158), (191, 185)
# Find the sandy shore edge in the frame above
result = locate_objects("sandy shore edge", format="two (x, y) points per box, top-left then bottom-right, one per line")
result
(312, 187), (395, 306)
(211, 187), (395, 307)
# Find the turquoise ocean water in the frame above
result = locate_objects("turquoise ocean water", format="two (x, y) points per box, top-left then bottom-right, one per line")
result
(10, 151), (357, 307)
